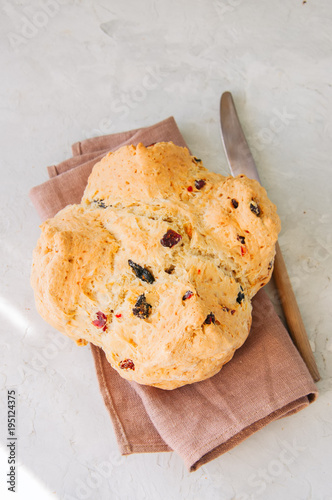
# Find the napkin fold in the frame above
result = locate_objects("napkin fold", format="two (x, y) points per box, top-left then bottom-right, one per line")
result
(29, 117), (318, 471)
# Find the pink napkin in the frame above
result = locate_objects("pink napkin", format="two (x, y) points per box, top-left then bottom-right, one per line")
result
(29, 117), (317, 471)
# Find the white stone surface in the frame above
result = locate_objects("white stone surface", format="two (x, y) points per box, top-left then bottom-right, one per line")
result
(1, 0), (332, 499)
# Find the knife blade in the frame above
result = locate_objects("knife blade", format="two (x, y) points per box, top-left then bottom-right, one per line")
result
(220, 92), (261, 182)
(219, 91), (320, 382)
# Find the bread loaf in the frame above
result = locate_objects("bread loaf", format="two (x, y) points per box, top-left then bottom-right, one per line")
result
(31, 142), (280, 389)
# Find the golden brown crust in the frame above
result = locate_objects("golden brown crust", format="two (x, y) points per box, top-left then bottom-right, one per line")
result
(31, 142), (280, 389)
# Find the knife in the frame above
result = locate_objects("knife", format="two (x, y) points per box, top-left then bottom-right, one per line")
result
(219, 91), (320, 382)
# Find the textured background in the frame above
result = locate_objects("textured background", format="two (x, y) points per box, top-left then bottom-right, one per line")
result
(0, 0), (331, 499)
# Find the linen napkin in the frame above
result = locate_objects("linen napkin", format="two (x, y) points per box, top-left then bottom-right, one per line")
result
(29, 117), (318, 471)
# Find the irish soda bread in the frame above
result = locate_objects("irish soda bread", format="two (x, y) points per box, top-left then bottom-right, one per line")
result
(31, 142), (281, 389)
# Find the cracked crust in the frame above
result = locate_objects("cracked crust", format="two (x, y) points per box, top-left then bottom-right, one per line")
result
(31, 142), (280, 389)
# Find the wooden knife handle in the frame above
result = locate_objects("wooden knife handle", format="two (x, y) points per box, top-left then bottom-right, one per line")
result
(273, 241), (320, 382)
